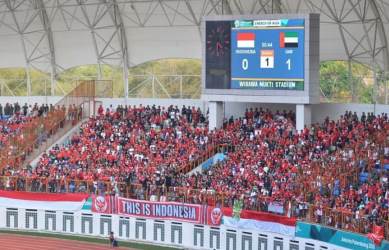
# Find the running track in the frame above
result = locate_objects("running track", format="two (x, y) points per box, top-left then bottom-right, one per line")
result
(0, 233), (135, 250)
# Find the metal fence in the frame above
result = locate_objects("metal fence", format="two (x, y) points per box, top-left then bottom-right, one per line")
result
(0, 75), (201, 99)
(0, 174), (388, 241)
(127, 74), (201, 99)
(0, 109), (67, 170)
(0, 80), (112, 169)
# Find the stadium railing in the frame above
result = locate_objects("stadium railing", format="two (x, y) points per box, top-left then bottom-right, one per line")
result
(0, 80), (108, 170)
(302, 204), (388, 240)
(177, 143), (219, 173)
(0, 108), (67, 169)
(0, 106), (84, 170)
(0, 174), (388, 240)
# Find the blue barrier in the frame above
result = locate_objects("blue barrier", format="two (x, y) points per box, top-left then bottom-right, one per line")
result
(200, 153), (226, 171)
(296, 221), (389, 250)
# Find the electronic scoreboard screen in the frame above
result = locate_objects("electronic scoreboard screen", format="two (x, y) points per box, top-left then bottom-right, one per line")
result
(203, 14), (319, 104)
(231, 19), (304, 90)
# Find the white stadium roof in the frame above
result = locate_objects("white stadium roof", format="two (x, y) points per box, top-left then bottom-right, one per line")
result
(0, 0), (388, 78)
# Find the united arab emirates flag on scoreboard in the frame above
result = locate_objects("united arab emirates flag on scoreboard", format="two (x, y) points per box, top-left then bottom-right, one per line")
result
(280, 32), (298, 48)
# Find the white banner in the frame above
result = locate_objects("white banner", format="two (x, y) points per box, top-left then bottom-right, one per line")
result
(0, 197), (85, 211)
(223, 216), (295, 236)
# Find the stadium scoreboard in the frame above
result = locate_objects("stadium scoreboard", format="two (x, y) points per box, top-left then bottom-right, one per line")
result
(202, 14), (319, 104)
(231, 19), (304, 90)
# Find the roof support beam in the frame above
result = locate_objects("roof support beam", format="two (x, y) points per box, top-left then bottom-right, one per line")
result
(232, 0), (243, 14)
(371, 0), (389, 72)
(102, 0), (130, 100)
(185, 0), (201, 35)
(347, 0), (376, 60)
(5, 0), (32, 95)
(77, 0), (103, 79)
(5, 0), (59, 96)
(209, 0), (221, 15)
(322, 0), (351, 59)
(222, 0), (233, 14)
(36, 0), (57, 96)
(112, 0), (130, 101)
(272, 0), (282, 13)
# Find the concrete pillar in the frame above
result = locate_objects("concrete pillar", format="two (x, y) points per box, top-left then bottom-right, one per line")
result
(296, 104), (311, 132)
(208, 101), (224, 130)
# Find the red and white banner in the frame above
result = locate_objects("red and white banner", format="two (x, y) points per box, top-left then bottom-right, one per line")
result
(206, 206), (223, 226)
(117, 197), (204, 223)
(91, 195), (115, 214)
(0, 190), (296, 235)
(368, 224), (384, 246)
(220, 207), (297, 236)
(0, 190), (88, 211)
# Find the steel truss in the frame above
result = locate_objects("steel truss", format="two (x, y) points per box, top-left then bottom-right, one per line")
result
(3, 0), (60, 95)
(0, 0), (387, 102)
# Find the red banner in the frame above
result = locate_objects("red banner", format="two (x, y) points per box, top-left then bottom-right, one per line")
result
(90, 194), (295, 228)
(91, 195), (113, 214)
(368, 224), (384, 246)
(0, 190), (88, 202)
(0, 190), (88, 211)
(117, 197), (203, 223)
(206, 206), (223, 226)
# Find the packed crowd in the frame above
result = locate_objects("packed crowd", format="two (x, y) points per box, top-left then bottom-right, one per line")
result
(0, 103), (80, 169)
(1, 103), (389, 234)
(182, 109), (389, 232)
(0, 102), (58, 149)
(3, 104), (209, 193)
(181, 109), (299, 208)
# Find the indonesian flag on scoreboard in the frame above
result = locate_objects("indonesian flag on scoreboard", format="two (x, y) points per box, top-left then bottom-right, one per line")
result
(237, 33), (255, 48)
(0, 190), (88, 211)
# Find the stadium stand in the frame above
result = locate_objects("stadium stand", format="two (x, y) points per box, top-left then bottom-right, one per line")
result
(0, 104), (388, 239)
(0, 103), (68, 169)
(0, 80), (99, 174)
(3, 1), (389, 249)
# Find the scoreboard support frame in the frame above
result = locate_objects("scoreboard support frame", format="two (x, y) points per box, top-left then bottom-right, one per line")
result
(208, 101), (224, 130)
(207, 102), (311, 131)
(296, 104), (312, 131)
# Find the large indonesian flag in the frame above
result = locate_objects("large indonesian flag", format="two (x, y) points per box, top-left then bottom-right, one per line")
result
(223, 208), (296, 236)
(0, 191), (88, 211)
(207, 206), (297, 236)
